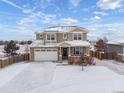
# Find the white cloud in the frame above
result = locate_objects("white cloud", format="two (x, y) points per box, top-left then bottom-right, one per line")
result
(0, 23), (34, 40)
(119, 8), (124, 12)
(93, 11), (108, 16)
(17, 11), (79, 34)
(69, 0), (81, 7)
(23, 8), (35, 14)
(91, 16), (101, 21)
(90, 10), (109, 23)
(17, 12), (48, 31)
(81, 8), (90, 12)
(1, 0), (23, 10)
(94, 16), (101, 20)
(97, 0), (123, 10)
(18, 11), (78, 26)
(1, 0), (35, 14)
(58, 17), (79, 25)
(87, 23), (124, 40)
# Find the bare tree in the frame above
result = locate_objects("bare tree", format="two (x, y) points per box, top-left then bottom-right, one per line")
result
(94, 39), (107, 52)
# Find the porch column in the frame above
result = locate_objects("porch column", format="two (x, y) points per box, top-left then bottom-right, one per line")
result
(59, 46), (62, 62)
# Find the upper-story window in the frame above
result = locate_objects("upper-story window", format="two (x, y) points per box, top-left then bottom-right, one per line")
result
(73, 33), (82, 40)
(39, 34), (43, 39)
(51, 34), (55, 40)
(47, 34), (51, 40)
(63, 33), (67, 40)
(46, 34), (56, 41)
(78, 34), (82, 40)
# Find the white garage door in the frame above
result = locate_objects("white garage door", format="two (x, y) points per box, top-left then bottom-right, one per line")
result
(34, 49), (58, 61)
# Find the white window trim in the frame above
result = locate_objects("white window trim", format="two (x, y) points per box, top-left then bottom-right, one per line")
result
(73, 32), (82, 40)
(46, 33), (56, 41)
(72, 47), (82, 55)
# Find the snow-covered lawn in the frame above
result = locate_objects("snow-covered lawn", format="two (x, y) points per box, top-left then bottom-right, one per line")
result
(0, 61), (124, 93)
(95, 58), (124, 75)
(0, 62), (30, 88)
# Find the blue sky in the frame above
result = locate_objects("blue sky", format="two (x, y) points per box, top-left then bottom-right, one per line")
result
(0, 0), (124, 40)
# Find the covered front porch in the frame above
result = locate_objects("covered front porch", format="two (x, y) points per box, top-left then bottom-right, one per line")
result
(57, 41), (90, 64)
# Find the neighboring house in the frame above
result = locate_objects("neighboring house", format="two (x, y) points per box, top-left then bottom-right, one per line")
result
(30, 26), (90, 62)
(107, 40), (124, 54)
(107, 39), (124, 60)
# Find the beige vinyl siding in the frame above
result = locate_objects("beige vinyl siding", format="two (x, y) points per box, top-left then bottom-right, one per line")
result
(36, 34), (40, 40)
(107, 44), (123, 54)
(36, 30), (88, 43)
(83, 47), (89, 54)
(83, 33), (87, 41)
(30, 48), (34, 61)
(68, 33), (73, 41)
(57, 33), (64, 43)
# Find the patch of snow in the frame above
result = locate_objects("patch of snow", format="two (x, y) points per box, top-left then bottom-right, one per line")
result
(57, 41), (90, 47)
(0, 62), (123, 93)
(36, 26), (87, 34)
(26, 65), (124, 93)
(30, 40), (90, 47)
(30, 40), (59, 47)
(0, 62), (56, 93)
(0, 45), (6, 58)
(0, 52), (6, 58)
(0, 57), (8, 60)
(30, 40), (43, 46)
(95, 58), (124, 75)
(0, 45), (29, 57)
(17, 45), (30, 54)
(0, 62), (30, 88)
(107, 38), (124, 45)
(0, 45), (4, 52)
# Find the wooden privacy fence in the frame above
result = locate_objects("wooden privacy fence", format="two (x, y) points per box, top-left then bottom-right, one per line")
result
(89, 51), (117, 60)
(0, 53), (29, 68)
(116, 54), (124, 62)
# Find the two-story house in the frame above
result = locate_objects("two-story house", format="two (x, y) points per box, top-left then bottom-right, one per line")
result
(30, 26), (90, 62)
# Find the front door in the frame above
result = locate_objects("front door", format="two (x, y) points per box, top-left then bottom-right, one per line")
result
(62, 48), (68, 59)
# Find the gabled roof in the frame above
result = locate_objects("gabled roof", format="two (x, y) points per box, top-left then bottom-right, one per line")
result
(36, 26), (88, 34)
(107, 38), (124, 45)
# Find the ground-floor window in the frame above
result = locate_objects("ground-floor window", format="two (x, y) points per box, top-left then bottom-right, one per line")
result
(75, 47), (80, 55)
(71, 47), (88, 56)
(72, 47), (83, 55)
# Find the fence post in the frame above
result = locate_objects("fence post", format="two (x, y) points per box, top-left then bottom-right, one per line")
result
(98, 52), (100, 59)
(97, 51), (99, 59)
(93, 51), (95, 57)
(96, 51), (98, 58)
(0, 60), (2, 68)
(100, 52), (102, 60)
(1, 59), (5, 68)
